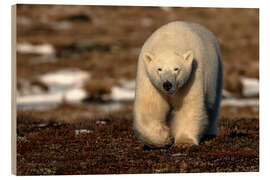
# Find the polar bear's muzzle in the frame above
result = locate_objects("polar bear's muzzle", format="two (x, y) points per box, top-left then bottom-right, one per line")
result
(159, 71), (178, 95)
(163, 81), (172, 91)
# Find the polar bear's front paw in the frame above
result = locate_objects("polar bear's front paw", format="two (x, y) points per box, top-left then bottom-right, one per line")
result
(145, 125), (173, 148)
(174, 134), (199, 147)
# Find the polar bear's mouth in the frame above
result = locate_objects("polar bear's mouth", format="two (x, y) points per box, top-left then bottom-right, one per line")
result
(167, 90), (177, 96)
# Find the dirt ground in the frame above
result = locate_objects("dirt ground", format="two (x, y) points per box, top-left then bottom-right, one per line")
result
(17, 106), (258, 175)
(16, 5), (259, 175)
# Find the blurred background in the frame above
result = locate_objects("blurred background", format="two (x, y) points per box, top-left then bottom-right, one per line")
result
(15, 4), (259, 175)
(17, 5), (259, 120)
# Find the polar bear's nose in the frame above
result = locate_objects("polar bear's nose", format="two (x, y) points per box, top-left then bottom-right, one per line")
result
(163, 81), (172, 91)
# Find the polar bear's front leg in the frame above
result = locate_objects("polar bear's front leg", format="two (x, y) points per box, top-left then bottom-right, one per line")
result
(133, 93), (172, 148)
(171, 94), (208, 146)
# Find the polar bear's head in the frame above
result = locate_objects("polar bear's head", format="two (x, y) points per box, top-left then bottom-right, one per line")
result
(143, 50), (194, 95)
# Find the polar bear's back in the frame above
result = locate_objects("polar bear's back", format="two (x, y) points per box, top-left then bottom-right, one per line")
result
(140, 21), (222, 110)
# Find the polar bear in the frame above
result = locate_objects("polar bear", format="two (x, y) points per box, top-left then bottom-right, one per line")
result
(133, 21), (223, 148)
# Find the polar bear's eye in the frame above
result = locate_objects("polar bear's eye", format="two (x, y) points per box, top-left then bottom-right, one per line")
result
(158, 68), (162, 71)
(174, 68), (179, 71)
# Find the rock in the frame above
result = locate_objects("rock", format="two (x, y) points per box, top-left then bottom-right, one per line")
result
(75, 129), (92, 136)
(37, 123), (50, 127)
(172, 152), (187, 157)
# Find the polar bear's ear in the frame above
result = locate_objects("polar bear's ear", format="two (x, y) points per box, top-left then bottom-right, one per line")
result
(143, 53), (154, 63)
(183, 51), (194, 62)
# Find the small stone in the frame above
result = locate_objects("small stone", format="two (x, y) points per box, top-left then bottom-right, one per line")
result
(75, 129), (91, 135)
(96, 121), (106, 125)
(172, 152), (187, 157)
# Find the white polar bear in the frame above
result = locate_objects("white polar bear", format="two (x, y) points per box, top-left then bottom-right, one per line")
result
(133, 21), (223, 148)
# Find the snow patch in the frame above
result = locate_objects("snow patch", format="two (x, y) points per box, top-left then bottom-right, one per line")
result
(241, 77), (259, 97)
(17, 43), (55, 56)
(98, 102), (123, 113)
(38, 69), (89, 87)
(222, 98), (259, 107)
(65, 88), (88, 102)
(17, 69), (90, 110)
(111, 80), (135, 101)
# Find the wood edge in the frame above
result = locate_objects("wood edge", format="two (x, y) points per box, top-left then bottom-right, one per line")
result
(11, 4), (17, 176)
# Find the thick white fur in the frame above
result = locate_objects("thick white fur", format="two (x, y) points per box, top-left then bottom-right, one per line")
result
(133, 21), (223, 147)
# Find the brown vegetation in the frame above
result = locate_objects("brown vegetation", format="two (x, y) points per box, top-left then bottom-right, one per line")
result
(17, 107), (258, 175)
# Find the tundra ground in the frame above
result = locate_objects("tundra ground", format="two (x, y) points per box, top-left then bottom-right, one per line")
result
(16, 5), (259, 175)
